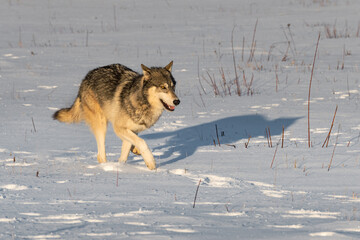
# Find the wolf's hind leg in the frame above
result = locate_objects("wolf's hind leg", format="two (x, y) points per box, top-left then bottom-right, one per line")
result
(114, 127), (156, 170)
(82, 93), (108, 163)
(94, 127), (107, 164)
(119, 140), (132, 163)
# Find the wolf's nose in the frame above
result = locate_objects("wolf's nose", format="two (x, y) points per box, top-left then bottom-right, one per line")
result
(173, 99), (180, 106)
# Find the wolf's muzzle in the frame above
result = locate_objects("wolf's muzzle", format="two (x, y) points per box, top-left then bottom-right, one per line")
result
(173, 99), (180, 106)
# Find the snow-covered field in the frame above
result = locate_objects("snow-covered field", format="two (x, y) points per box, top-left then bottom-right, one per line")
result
(1, 0), (360, 239)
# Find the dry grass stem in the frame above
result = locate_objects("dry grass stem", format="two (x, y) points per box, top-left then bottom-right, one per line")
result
(231, 26), (239, 96)
(242, 36), (245, 62)
(265, 127), (273, 148)
(328, 124), (340, 171)
(308, 33), (321, 148)
(219, 67), (231, 96)
(197, 56), (206, 94)
(270, 141), (280, 168)
(287, 24), (297, 56)
(268, 127), (273, 147)
(322, 105), (338, 148)
(204, 71), (220, 96)
(248, 19), (258, 63)
(18, 26), (23, 48)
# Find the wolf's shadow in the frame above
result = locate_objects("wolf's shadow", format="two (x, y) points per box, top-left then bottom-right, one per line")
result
(141, 114), (300, 166)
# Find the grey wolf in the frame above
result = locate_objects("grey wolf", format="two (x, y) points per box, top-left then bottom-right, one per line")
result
(53, 61), (180, 170)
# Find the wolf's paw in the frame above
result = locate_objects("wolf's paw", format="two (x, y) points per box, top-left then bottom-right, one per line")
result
(145, 161), (156, 170)
(97, 155), (107, 163)
(130, 146), (141, 155)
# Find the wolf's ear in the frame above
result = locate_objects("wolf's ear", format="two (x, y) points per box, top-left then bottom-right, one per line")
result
(141, 64), (151, 80)
(164, 61), (173, 72)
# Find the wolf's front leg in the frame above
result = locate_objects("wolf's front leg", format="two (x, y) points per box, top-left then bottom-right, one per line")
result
(119, 140), (132, 163)
(139, 146), (156, 170)
(114, 127), (156, 170)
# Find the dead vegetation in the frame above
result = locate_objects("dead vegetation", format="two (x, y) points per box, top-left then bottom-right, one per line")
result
(197, 18), (357, 173)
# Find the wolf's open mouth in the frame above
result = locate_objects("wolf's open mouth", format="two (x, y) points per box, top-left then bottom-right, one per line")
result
(160, 100), (175, 111)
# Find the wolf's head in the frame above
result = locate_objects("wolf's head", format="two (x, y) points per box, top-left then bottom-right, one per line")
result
(141, 61), (180, 112)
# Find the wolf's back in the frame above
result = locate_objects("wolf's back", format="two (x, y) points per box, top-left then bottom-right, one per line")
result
(79, 64), (138, 105)
(54, 64), (137, 123)
(53, 97), (82, 123)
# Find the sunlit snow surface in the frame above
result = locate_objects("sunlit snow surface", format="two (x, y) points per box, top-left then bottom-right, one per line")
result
(1, 0), (360, 239)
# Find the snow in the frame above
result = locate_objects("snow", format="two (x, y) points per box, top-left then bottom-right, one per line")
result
(1, 0), (360, 239)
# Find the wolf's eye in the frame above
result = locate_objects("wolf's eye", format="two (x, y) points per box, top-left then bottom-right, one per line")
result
(160, 85), (166, 90)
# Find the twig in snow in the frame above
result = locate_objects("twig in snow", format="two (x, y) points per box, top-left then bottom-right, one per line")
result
(245, 135), (251, 148)
(31, 117), (37, 132)
(225, 204), (230, 213)
(270, 140), (280, 168)
(225, 144), (236, 148)
(281, 125), (285, 148)
(215, 124), (221, 146)
(193, 179), (202, 208)
(67, 188), (72, 198)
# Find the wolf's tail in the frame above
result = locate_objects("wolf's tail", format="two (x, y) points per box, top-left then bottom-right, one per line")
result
(53, 97), (82, 123)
